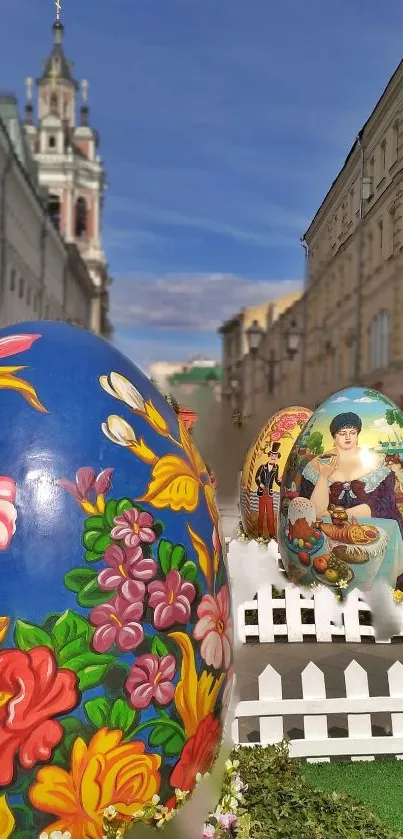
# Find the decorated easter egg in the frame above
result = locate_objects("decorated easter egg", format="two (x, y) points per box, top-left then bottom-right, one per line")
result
(278, 386), (403, 600)
(239, 406), (312, 540)
(0, 322), (232, 838)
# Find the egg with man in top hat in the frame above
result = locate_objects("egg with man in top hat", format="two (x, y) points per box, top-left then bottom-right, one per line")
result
(239, 407), (312, 540)
(0, 321), (233, 839)
(278, 386), (403, 601)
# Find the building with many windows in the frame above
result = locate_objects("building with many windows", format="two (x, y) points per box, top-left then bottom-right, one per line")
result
(0, 93), (94, 328)
(216, 60), (403, 495)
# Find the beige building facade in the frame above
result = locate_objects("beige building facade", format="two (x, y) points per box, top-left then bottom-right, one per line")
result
(217, 60), (403, 497)
(219, 293), (301, 418)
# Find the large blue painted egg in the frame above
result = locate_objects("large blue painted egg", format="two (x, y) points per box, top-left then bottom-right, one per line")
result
(0, 322), (232, 839)
(278, 385), (403, 601)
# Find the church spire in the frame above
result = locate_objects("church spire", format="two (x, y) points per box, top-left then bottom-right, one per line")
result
(53, 0), (64, 44)
(37, 0), (78, 90)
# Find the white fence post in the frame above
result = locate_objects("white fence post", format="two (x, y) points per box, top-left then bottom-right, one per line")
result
(301, 662), (329, 763)
(257, 585), (275, 643)
(285, 587), (304, 642)
(233, 659), (403, 760)
(344, 660), (374, 761)
(313, 587), (333, 642)
(388, 661), (403, 760)
(258, 663), (283, 744)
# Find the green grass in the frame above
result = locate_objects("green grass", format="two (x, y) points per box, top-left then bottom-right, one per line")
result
(302, 759), (403, 835)
(234, 744), (403, 838)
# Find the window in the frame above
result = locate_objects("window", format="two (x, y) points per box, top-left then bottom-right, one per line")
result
(378, 219), (384, 258)
(388, 207), (396, 256)
(75, 197), (88, 237)
(27, 287), (31, 305)
(368, 156), (374, 180)
(44, 305), (49, 319)
(393, 121), (399, 161)
(350, 335), (357, 375)
(48, 193), (61, 231)
(369, 312), (389, 370)
(48, 135), (56, 149)
(18, 277), (24, 299)
(9, 269), (15, 291)
(50, 92), (58, 112)
(381, 140), (387, 173)
(349, 187), (355, 219)
(367, 231), (373, 264)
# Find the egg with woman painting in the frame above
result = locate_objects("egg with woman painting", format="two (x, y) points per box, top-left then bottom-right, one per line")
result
(239, 406), (312, 540)
(0, 321), (232, 839)
(278, 386), (403, 599)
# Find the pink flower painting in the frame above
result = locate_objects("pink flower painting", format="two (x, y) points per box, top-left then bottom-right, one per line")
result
(0, 477), (17, 551)
(98, 544), (157, 592)
(58, 466), (113, 506)
(90, 588), (145, 652)
(111, 507), (156, 548)
(148, 569), (196, 630)
(193, 585), (233, 670)
(126, 653), (176, 709)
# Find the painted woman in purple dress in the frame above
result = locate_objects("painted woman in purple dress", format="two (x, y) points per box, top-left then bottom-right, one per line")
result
(300, 411), (403, 537)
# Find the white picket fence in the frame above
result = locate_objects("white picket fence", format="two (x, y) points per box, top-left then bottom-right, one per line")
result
(233, 659), (403, 761)
(236, 584), (401, 644)
(222, 534), (403, 644)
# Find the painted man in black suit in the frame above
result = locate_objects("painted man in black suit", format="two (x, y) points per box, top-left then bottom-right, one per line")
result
(255, 441), (281, 537)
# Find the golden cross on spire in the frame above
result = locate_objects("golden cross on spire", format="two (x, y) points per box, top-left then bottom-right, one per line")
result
(81, 80), (89, 103)
(25, 77), (33, 103)
(55, 0), (61, 21)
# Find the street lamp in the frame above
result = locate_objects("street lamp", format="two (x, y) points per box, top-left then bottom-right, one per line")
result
(246, 318), (302, 393)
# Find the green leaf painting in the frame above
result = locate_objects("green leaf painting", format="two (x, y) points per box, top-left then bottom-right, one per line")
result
(14, 610), (114, 693)
(13, 620), (54, 652)
(84, 696), (136, 735)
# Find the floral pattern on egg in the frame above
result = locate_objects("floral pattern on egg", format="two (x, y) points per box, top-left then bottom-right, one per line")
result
(0, 321), (232, 838)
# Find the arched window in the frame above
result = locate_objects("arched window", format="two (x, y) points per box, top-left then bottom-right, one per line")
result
(75, 197), (87, 238)
(369, 311), (390, 370)
(48, 193), (61, 230)
(48, 135), (56, 149)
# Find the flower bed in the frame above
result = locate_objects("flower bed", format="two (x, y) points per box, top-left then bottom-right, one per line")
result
(37, 743), (403, 839)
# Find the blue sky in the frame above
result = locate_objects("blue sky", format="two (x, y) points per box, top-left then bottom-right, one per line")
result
(2, 0), (403, 370)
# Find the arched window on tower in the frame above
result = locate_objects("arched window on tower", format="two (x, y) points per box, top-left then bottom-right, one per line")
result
(75, 197), (88, 238)
(48, 193), (61, 231)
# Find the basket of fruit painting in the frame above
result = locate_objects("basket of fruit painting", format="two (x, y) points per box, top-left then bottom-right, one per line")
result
(284, 497), (325, 565)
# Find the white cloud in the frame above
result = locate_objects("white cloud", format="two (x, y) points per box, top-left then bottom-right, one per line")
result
(354, 396), (376, 403)
(106, 196), (307, 249)
(371, 418), (391, 433)
(331, 396), (349, 403)
(111, 273), (302, 332)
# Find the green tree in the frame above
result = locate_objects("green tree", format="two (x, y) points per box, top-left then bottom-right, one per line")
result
(306, 431), (324, 456)
(385, 407), (403, 428)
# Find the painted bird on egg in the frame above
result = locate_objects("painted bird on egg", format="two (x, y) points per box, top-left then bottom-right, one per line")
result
(0, 322), (232, 839)
(240, 406), (312, 540)
(278, 386), (403, 600)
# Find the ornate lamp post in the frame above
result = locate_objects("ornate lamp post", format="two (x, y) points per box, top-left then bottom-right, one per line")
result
(246, 318), (302, 394)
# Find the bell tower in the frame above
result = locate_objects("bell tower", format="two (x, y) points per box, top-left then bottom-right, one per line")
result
(23, 0), (111, 336)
